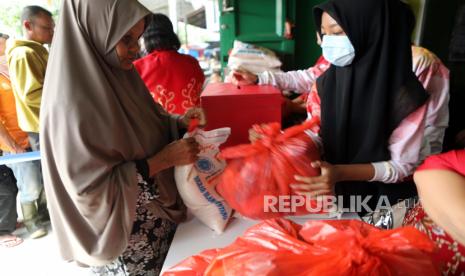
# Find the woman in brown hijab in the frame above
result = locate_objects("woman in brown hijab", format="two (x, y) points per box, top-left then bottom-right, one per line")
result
(40, 0), (204, 274)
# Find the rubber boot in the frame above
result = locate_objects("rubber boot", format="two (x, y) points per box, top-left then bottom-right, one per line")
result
(36, 189), (50, 223)
(20, 202), (47, 239)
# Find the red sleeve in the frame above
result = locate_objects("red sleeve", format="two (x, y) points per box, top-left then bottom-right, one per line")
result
(306, 84), (321, 118)
(311, 56), (330, 79)
(315, 55), (327, 65)
(417, 150), (465, 176)
(305, 84), (321, 133)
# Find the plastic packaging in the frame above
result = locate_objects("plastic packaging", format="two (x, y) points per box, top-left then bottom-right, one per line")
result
(227, 40), (282, 75)
(164, 219), (440, 276)
(175, 127), (233, 234)
(216, 118), (323, 219)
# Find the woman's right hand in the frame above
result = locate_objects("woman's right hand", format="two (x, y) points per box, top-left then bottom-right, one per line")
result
(230, 70), (258, 86)
(161, 138), (200, 167)
(148, 138), (200, 176)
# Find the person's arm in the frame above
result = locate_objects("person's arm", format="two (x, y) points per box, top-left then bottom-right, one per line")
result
(146, 137), (199, 176)
(292, 161), (375, 197)
(151, 96), (205, 144)
(370, 104), (429, 183)
(370, 56), (450, 183)
(412, 47), (450, 155)
(334, 164), (375, 181)
(145, 107), (206, 177)
(0, 121), (25, 153)
(370, 74), (449, 183)
(9, 50), (44, 109)
(131, 138), (200, 184)
(421, 68), (450, 157)
(230, 68), (319, 93)
(257, 70), (318, 93)
(177, 107), (207, 130)
(418, 61), (450, 156)
(291, 102), (429, 195)
(136, 108), (206, 178)
(414, 169), (465, 245)
(322, 54), (449, 186)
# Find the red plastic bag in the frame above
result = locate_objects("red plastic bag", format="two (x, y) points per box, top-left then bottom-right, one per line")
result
(163, 249), (219, 276)
(164, 219), (441, 276)
(297, 220), (441, 275)
(216, 118), (322, 219)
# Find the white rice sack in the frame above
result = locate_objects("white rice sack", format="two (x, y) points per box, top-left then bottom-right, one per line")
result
(228, 40), (282, 74)
(175, 128), (232, 234)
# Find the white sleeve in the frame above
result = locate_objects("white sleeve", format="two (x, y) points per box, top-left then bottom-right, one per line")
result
(420, 68), (450, 157)
(370, 63), (450, 184)
(370, 104), (428, 183)
(257, 69), (317, 93)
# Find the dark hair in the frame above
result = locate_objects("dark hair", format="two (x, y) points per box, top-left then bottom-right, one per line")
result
(0, 33), (9, 39)
(143, 13), (181, 53)
(21, 5), (52, 23)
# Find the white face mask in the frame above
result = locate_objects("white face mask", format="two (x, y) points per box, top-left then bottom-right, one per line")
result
(321, 35), (355, 67)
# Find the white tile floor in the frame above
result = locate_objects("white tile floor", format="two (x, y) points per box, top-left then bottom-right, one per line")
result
(0, 223), (92, 276)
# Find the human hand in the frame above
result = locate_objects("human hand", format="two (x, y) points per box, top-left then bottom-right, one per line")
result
(290, 161), (338, 197)
(157, 137), (200, 168)
(181, 107), (207, 129)
(230, 70), (258, 86)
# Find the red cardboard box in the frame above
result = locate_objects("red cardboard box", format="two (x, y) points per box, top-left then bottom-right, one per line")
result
(201, 83), (282, 148)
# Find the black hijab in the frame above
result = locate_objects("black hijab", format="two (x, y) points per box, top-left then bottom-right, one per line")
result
(314, 0), (428, 210)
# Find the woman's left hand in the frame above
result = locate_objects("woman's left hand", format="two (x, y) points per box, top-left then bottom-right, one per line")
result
(291, 161), (339, 197)
(181, 107), (207, 129)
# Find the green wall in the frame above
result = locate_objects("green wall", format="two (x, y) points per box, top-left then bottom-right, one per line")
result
(219, 0), (325, 71)
(294, 0), (325, 69)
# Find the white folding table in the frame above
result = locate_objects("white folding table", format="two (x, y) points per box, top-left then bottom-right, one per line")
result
(161, 212), (360, 274)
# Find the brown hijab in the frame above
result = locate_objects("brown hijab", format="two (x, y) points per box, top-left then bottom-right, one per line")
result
(40, 0), (186, 266)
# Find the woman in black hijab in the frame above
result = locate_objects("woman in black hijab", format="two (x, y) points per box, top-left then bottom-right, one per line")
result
(291, 0), (429, 213)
